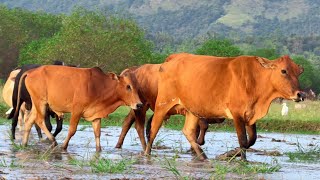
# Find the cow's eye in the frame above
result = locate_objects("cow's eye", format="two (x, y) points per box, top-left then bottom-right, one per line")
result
(126, 85), (131, 91)
(281, 69), (287, 74)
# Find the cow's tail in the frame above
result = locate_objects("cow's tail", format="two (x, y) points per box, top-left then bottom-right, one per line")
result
(7, 104), (15, 119)
(12, 72), (28, 121)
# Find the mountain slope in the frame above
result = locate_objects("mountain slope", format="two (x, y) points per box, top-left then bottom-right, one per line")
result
(0, 0), (319, 40)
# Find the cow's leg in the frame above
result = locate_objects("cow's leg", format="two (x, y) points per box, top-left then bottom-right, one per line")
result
(92, 118), (102, 152)
(34, 110), (53, 140)
(34, 110), (57, 147)
(45, 111), (53, 132)
(62, 113), (81, 150)
(233, 116), (249, 160)
(115, 110), (136, 149)
(52, 115), (63, 137)
(18, 110), (24, 131)
(184, 112), (207, 160)
(11, 100), (26, 139)
(11, 115), (19, 140)
(246, 123), (257, 147)
(145, 114), (154, 141)
(145, 107), (168, 156)
(197, 119), (209, 146)
(22, 110), (37, 146)
(134, 108), (147, 151)
(34, 124), (43, 139)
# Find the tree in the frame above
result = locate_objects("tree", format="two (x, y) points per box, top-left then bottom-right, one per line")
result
(0, 5), (62, 79)
(247, 48), (279, 60)
(292, 55), (320, 92)
(19, 8), (155, 73)
(195, 39), (243, 57)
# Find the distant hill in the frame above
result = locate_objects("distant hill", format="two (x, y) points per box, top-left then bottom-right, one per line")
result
(0, 0), (319, 41)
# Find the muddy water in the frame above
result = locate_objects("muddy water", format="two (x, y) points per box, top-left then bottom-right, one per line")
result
(0, 124), (319, 179)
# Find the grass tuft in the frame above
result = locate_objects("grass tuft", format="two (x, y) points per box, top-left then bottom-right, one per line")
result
(212, 159), (281, 179)
(286, 142), (320, 163)
(68, 155), (134, 174)
(90, 158), (134, 173)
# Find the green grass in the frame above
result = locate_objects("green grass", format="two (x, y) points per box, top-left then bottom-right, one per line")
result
(161, 157), (187, 179)
(0, 158), (22, 168)
(68, 156), (134, 174)
(285, 143), (320, 163)
(90, 158), (134, 173)
(159, 156), (280, 179)
(212, 160), (281, 179)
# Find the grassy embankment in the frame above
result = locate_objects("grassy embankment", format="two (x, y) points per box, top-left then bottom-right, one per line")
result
(0, 84), (319, 134)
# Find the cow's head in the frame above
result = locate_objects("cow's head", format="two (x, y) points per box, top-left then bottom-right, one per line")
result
(258, 55), (305, 102)
(111, 72), (143, 110)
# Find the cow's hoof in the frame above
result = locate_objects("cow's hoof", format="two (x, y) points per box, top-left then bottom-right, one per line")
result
(96, 147), (102, 152)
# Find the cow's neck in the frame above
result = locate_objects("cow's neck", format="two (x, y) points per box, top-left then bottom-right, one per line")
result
(246, 72), (279, 125)
(97, 79), (125, 117)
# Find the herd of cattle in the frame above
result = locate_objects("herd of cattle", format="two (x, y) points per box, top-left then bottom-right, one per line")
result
(2, 53), (305, 161)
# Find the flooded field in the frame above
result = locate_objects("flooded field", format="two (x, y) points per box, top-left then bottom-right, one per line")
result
(0, 124), (319, 179)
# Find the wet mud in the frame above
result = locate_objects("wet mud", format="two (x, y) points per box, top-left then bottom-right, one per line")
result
(0, 125), (319, 179)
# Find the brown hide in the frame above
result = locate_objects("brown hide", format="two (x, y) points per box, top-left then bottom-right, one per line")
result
(116, 62), (225, 150)
(22, 65), (142, 151)
(115, 64), (160, 150)
(146, 53), (304, 160)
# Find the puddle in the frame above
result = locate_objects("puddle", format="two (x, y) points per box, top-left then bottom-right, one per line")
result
(0, 125), (319, 179)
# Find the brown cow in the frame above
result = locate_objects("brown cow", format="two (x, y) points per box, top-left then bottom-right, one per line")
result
(115, 63), (225, 150)
(17, 65), (143, 151)
(145, 53), (304, 160)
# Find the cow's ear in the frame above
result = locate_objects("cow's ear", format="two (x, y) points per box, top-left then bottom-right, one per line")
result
(120, 69), (130, 76)
(110, 72), (119, 81)
(256, 57), (276, 69)
(10, 76), (16, 81)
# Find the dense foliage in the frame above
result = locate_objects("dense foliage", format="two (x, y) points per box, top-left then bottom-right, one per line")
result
(0, 5), (62, 78)
(19, 8), (154, 73)
(195, 39), (242, 57)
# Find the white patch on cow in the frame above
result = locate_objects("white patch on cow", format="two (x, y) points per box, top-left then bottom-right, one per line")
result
(5, 108), (13, 115)
(225, 108), (234, 119)
(158, 101), (167, 106)
(130, 104), (138, 110)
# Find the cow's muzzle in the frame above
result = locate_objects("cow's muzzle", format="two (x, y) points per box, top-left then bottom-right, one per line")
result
(291, 91), (305, 102)
(131, 102), (144, 110)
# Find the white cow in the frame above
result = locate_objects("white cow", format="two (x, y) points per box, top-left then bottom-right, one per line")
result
(2, 69), (28, 130)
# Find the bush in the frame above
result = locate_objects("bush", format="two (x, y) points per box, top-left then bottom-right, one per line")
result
(195, 39), (243, 57)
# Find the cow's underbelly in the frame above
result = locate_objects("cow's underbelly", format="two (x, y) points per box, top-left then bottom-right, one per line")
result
(172, 98), (228, 119)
